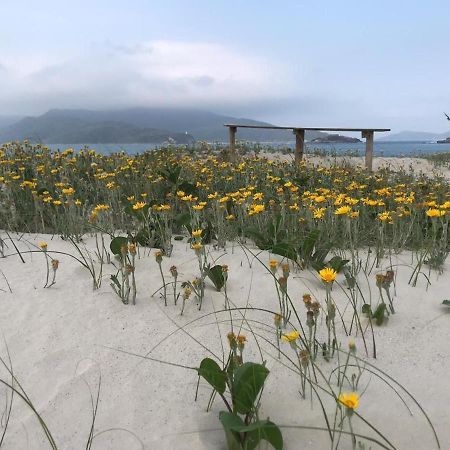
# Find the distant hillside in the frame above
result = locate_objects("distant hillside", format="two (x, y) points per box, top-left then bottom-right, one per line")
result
(378, 130), (450, 142)
(0, 108), (327, 143)
(0, 113), (195, 144)
(0, 115), (23, 129)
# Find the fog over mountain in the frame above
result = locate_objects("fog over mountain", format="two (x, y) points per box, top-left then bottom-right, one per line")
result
(0, 108), (328, 143)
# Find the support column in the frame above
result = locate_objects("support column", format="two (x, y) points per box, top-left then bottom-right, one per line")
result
(294, 128), (305, 163)
(228, 126), (237, 160)
(362, 130), (374, 171)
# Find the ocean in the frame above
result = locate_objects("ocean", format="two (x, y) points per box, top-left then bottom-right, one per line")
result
(45, 141), (450, 157)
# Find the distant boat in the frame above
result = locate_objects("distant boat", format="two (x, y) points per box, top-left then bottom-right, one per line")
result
(436, 137), (450, 144)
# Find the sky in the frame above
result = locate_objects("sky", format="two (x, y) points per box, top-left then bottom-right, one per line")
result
(0, 0), (449, 133)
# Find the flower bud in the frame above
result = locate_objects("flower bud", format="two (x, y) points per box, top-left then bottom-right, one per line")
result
(306, 310), (315, 327)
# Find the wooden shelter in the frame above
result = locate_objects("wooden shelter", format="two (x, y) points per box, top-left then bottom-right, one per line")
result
(224, 124), (390, 171)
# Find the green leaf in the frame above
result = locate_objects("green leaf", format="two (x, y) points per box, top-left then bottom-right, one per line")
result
(110, 236), (128, 255)
(270, 242), (297, 261)
(328, 256), (349, 273)
(124, 204), (150, 220)
(178, 181), (198, 196)
(135, 228), (152, 247)
(175, 212), (191, 229)
(310, 245), (332, 267)
(310, 260), (325, 272)
(361, 304), (372, 316)
(442, 300), (450, 306)
(230, 419), (283, 450)
(343, 268), (356, 288)
(110, 274), (121, 289)
(301, 229), (320, 260)
(373, 303), (387, 326)
(244, 227), (271, 249)
(197, 358), (226, 394)
(206, 265), (225, 291)
(219, 411), (244, 449)
(159, 165), (181, 184)
(232, 362), (269, 414)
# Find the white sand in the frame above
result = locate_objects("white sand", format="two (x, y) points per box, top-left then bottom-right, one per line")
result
(0, 233), (449, 450)
(259, 153), (450, 180)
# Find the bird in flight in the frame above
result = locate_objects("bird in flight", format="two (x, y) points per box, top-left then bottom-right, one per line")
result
(445, 112), (450, 121)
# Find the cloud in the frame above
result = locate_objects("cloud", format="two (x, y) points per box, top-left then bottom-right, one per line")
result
(0, 40), (295, 115)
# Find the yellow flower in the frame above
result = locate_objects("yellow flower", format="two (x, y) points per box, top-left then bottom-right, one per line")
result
(62, 187), (75, 196)
(335, 206), (351, 216)
(192, 204), (205, 211)
(94, 204), (110, 211)
(319, 267), (337, 283)
(269, 259), (278, 271)
(377, 211), (391, 222)
(426, 208), (445, 218)
(338, 392), (359, 410)
(132, 201), (147, 210)
(250, 204), (265, 214)
(281, 330), (300, 343)
(192, 229), (203, 238)
(314, 195), (326, 203)
(192, 242), (203, 251)
(225, 214), (235, 221)
(313, 207), (326, 219)
(38, 241), (48, 250)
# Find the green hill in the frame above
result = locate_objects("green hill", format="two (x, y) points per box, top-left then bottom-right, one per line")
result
(0, 108), (327, 143)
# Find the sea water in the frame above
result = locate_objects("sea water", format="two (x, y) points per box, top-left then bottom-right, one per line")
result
(45, 141), (450, 156)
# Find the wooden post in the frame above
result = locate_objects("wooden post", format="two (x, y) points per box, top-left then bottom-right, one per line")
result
(229, 126), (237, 160)
(362, 130), (374, 171)
(294, 128), (305, 163)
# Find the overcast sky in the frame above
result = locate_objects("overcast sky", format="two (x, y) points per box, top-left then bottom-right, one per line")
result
(1, 0), (449, 132)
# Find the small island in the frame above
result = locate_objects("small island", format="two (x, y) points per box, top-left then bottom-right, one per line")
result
(437, 137), (450, 144)
(310, 133), (361, 143)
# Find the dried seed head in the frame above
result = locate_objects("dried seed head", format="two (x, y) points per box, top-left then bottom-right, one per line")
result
(376, 273), (385, 287)
(311, 301), (321, 317)
(348, 339), (357, 354)
(303, 293), (312, 308)
(269, 259), (278, 273)
(227, 332), (237, 350)
(299, 349), (310, 368)
(155, 251), (163, 263)
(278, 276), (287, 293)
(170, 265), (178, 277)
(306, 310), (315, 327)
(51, 259), (59, 271)
(274, 313), (282, 328)
(237, 334), (246, 351)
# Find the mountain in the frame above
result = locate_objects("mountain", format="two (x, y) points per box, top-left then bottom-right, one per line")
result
(377, 130), (450, 142)
(0, 115), (23, 129)
(0, 113), (194, 144)
(311, 134), (361, 143)
(0, 108), (327, 143)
